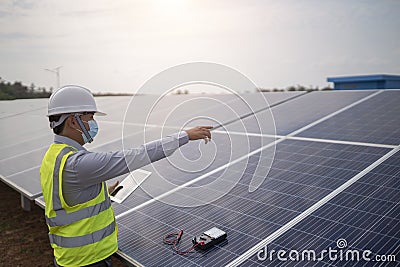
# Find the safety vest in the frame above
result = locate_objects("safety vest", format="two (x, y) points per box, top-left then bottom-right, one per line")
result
(40, 144), (118, 267)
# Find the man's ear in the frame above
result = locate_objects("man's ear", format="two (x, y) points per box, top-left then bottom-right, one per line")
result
(70, 116), (77, 127)
(65, 116), (76, 129)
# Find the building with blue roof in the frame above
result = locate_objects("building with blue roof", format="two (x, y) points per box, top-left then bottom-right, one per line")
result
(327, 74), (400, 90)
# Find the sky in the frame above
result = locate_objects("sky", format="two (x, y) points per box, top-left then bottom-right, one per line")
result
(0, 0), (399, 94)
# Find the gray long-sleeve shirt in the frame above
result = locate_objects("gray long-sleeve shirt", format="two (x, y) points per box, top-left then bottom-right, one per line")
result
(54, 132), (189, 206)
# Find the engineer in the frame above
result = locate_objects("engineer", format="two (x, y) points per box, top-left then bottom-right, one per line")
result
(40, 85), (212, 267)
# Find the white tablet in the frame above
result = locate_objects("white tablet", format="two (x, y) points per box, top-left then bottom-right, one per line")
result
(110, 169), (152, 203)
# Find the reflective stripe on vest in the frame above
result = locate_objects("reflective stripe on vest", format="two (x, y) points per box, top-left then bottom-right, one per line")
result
(46, 178), (111, 227)
(52, 146), (75, 211)
(49, 220), (116, 248)
(45, 184), (111, 227)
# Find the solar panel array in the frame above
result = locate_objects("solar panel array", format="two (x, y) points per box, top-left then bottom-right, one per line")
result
(1, 89), (399, 266)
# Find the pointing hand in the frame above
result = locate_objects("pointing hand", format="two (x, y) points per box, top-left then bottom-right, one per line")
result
(184, 126), (213, 144)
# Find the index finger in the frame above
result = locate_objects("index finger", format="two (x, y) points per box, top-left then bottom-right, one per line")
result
(199, 126), (214, 130)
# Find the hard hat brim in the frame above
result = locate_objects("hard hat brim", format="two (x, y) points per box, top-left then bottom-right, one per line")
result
(95, 111), (107, 116)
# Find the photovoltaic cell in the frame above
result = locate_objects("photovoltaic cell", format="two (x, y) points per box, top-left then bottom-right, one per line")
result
(115, 140), (389, 266)
(253, 150), (400, 267)
(297, 90), (400, 145)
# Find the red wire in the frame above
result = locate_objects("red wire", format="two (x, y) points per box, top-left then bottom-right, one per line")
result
(163, 230), (204, 256)
(164, 232), (178, 244)
(173, 241), (202, 255)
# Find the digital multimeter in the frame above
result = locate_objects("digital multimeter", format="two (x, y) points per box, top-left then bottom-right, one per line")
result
(192, 227), (227, 250)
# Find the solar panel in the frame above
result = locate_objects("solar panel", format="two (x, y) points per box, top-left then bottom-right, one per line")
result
(252, 150), (400, 266)
(297, 90), (400, 145)
(226, 90), (376, 135)
(0, 132), (53, 161)
(115, 140), (390, 266)
(0, 98), (47, 119)
(2, 168), (44, 199)
(0, 112), (49, 148)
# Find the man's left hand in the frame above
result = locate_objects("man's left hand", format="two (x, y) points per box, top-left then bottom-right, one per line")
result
(108, 180), (120, 194)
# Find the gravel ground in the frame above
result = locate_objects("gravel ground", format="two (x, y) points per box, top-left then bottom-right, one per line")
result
(0, 181), (127, 267)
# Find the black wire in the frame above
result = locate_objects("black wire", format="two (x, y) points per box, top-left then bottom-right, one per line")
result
(163, 231), (207, 258)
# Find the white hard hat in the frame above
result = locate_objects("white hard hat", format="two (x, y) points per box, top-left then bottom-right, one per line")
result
(47, 85), (106, 116)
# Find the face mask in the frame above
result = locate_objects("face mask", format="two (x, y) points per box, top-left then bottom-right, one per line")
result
(84, 119), (98, 143)
(76, 119), (98, 144)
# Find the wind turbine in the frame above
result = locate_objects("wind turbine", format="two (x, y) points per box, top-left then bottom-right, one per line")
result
(45, 66), (62, 89)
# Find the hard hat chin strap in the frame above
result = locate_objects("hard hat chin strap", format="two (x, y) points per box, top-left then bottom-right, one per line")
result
(74, 114), (93, 143)
(50, 113), (70, 129)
